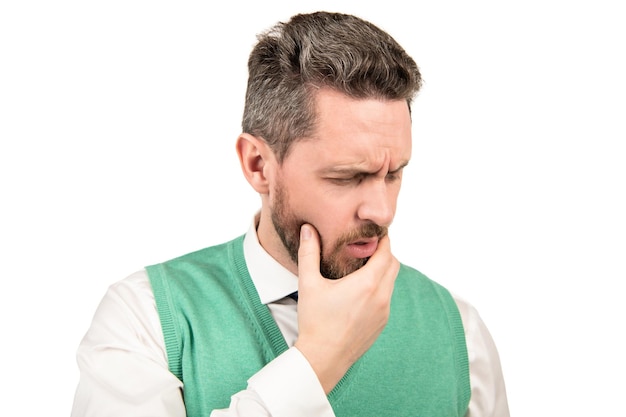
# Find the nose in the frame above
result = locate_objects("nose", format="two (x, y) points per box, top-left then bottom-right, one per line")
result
(356, 179), (396, 227)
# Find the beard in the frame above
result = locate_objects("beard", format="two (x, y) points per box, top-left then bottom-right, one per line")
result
(271, 181), (388, 280)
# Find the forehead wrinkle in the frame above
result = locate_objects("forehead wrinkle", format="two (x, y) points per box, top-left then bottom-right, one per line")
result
(325, 138), (411, 170)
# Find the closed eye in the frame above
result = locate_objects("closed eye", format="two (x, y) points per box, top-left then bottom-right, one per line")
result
(323, 161), (408, 186)
(327, 174), (366, 185)
(385, 166), (406, 182)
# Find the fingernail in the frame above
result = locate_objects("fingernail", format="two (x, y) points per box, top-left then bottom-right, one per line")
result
(301, 224), (311, 240)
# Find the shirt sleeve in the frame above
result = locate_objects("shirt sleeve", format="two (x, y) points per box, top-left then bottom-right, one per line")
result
(71, 271), (335, 417)
(453, 295), (510, 417)
(211, 347), (335, 417)
(71, 271), (186, 417)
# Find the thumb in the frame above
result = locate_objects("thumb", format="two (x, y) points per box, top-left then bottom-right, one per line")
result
(297, 224), (321, 279)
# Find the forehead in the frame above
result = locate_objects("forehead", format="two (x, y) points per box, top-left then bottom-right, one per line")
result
(286, 89), (412, 169)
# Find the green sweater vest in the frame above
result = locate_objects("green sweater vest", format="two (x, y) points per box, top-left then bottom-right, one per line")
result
(146, 236), (470, 416)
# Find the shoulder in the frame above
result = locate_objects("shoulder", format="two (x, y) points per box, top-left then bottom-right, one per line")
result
(396, 263), (454, 302)
(108, 269), (155, 302)
(396, 264), (483, 333)
(102, 270), (161, 335)
(80, 270), (167, 364)
(146, 236), (245, 275)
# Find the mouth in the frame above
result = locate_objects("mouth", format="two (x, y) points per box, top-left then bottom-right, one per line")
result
(345, 237), (379, 259)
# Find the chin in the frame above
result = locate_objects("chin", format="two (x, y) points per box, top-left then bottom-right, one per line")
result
(320, 254), (368, 280)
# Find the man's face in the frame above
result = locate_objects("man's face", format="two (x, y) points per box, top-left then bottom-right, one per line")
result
(266, 88), (412, 279)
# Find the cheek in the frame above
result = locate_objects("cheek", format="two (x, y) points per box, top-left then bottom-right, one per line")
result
(309, 206), (356, 252)
(282, 193), (342, 241)
(290, 183), (349, 219)
(286, 181), (361, 245)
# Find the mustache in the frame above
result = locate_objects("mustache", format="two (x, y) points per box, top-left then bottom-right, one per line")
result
(334, 223), (388, 248)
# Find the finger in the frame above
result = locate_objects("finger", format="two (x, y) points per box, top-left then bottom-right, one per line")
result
(297, 224), (321, 279)
(377, 235), (400, 291)
(358, 234), (399, 289)
(364, 234), (393, 267)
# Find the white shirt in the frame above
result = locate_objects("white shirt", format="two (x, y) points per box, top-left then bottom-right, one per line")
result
(71, 222), (509, 417)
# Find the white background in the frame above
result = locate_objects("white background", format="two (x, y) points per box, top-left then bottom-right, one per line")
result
(1, 1), (624, 415)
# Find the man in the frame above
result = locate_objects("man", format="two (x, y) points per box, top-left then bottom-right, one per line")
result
(71, 11), (509, 417)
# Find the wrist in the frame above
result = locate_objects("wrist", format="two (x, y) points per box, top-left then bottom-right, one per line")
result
(294, 340), (353, 394)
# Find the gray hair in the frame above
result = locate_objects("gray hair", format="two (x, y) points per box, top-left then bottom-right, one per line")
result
(242, 11), (422, 162)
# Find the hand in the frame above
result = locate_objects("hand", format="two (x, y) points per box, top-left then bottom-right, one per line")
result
(294, 224), (400, 394)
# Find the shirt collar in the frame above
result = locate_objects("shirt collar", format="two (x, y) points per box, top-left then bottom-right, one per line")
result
(243, 216), (299, 305)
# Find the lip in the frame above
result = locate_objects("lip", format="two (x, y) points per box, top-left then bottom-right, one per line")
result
(345, 237), (379, 259)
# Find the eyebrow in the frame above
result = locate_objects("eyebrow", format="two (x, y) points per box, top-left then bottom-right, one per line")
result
(321, 160), (410, 176)
(390, 160), (410, 173)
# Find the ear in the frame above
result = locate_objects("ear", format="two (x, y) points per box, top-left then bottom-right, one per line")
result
(236, 133), (274, 194)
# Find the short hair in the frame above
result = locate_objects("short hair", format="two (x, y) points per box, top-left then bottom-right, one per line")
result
(242, 11), (422, 163)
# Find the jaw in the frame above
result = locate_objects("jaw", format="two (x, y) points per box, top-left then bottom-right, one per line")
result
(256, 207), (300, 276)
